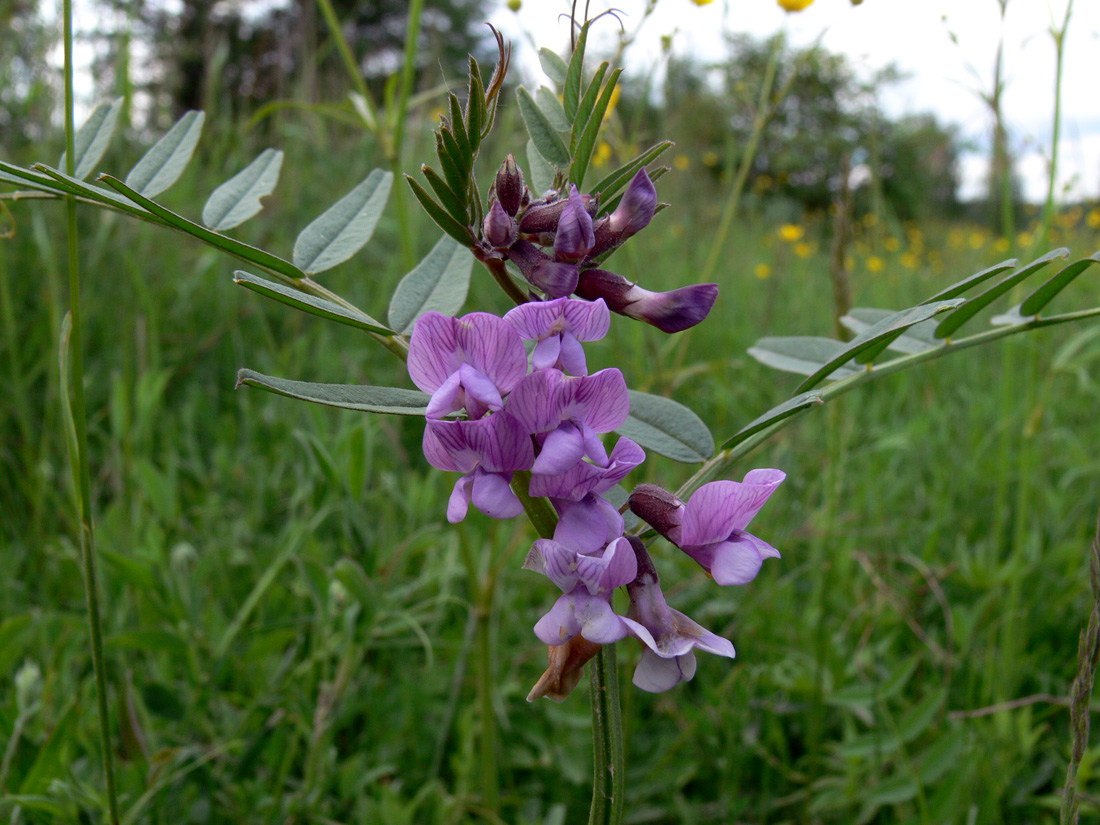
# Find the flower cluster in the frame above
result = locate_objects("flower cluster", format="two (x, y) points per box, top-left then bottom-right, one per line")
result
(406, 159), (784, 701)
(480, 156), (719, 333)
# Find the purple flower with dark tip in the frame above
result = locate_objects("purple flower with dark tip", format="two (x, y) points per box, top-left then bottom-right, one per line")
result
(495, 154), (524, 217)
(422, 412), (534, 523)
(631, 470), (785, 585)
(507, 240), (579, 298)
(575, 269), (718, 334)
(609, 168), (657, 239)
(407, 311), (528, 419)
(530, 437), (644, 503)
(619, 536), (735, 692)
(553, 185), (596, 263)
(503, 297), (610, 375)
(527, 536), (637, 646)
(506, 367), (630, 476)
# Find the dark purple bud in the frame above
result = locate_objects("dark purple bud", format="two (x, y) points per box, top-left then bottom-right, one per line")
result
(609, 168), (657, 239)
(518, 192), (596, 235)
(554, 186), (595, 263)
(575, 269), (719, 333)
(483, 200), (517, 247)
(507, 240), (579, 298)
(495, 154), (524, 217)
(628, 484), (685, 543)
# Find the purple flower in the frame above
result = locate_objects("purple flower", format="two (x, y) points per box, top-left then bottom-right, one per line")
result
(407, 311), (528, 419)
(609, 168), (657, 239)
(507, 240), (579, 298)
(620, 536), (735, 692)
(527, 536), (637, 646)
(553, 185), (596, 263)
(551, 493), (624, 552)
(506, 368), (630, 476)
(503, 297), (610, 375)
(575, 269), (718, 334)
(631, 470), (785, 585)
(530, 437), (644, 503)
(422, 412), (534, 523)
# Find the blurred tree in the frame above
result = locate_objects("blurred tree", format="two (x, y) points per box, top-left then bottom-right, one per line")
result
(649, 34), (962, 220)
(91, 0), (499, 122)
(0, 0), (56, 151)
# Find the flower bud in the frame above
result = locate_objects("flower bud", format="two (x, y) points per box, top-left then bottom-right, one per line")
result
(495, 153), (524, 216)
(483, 200), (517, 247)
(507, 240), (579, 297)
(518, 192), (596, 236)
(609, 168), (657, 239)
(553, 186), (595, 263)
(575, 269), (719, 333)
(628, 484), (685, 543)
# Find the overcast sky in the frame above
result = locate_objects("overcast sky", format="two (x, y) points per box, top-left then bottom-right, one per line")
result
(490, 0), (1100, 202)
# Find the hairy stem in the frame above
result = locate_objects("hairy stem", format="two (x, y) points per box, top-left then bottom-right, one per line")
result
(587, 644), (625, 825)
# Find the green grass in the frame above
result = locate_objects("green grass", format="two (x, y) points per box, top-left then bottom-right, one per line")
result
(2, 123), (1100, 824)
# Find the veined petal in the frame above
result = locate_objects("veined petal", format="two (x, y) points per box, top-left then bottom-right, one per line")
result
(529, 261), (579, 298)
(503, 296), (570, 339)
(670, 608), (735, 658)
(553, 494), (623, 552)
(562, 298), (610, 341)
(573, 369), (630, 432)
(558, 331), (588, 375)
(507, 369), (568, 433)
(422, 420), (475, 473)
(425, 370), (466, 419)
(535, 592), (582, 645)
(532, 539), (581, 592)
(681, 475), (783, 546)
(466, 412), (534, 472)
(457, 362), (504, 419)
(528, 436), (644, 500)
(707, 538), (765, 586)
(574, 592), (628, 644)
(532, 335), (562, 372)
(576, 536), (637, 594)
(407, 312), (462, 392)
(456, 312), (528, 394)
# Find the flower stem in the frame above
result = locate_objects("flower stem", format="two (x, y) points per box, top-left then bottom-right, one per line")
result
(587, 644), (624, 825)
(62, 1), (120, 822)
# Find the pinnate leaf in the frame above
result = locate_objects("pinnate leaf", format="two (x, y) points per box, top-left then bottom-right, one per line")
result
(617, 390), (714, 463)
(721, 391), (824, 451)
(748, 337), (858, 378)
(233, 270), (392, 334)
(293, 169), (393, 274)
(59, 97), (124, 180)
(388, 236), (473, 334)
(125, 110), (205, 197)
(202, 148), (283, 231)
(236, 369), (431, 416)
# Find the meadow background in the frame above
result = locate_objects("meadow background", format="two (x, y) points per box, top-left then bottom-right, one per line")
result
(2, 1), (1100, 823)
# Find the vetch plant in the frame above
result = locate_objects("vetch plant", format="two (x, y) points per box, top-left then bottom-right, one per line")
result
(5, 9), (1100, 825)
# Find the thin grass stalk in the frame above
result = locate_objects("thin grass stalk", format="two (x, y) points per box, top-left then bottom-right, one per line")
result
(699, 36), (781, 285)
(1060, 509), (1100, 825)
(390, 0), (426, 271)
(587, 644), (624, 825)
(62, 1), (120, 822)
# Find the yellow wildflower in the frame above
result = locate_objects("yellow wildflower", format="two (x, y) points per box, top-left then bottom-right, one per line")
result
(899, 252), (919, 269)
(992, 237), (1011, 254)
(794, 241), (813, 259)
(777, 0), (814, 11)
(754, 263), (772, 280)
(673, 154), (691, 171)
(884, 236), (900, 252)
(602, 85), (621, 124)
(702, 151), (720, 168)
(866, 255), (885, 274)
(1087, 208), (1100, 229)
(777, 224), (804, 243)
(691, 0), (715, 5)
(592, 141), (612, 168)
(968, 232), (985, 250)
(1016, 231), (1034, 248)
(862, 212), (878, 228)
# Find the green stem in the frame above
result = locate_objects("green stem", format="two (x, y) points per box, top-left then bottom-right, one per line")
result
(672, 306), (1100, 502)
(587, 644), (624, 825)
(62, 1), (120, 822)
(1038, 0), (1072, 247)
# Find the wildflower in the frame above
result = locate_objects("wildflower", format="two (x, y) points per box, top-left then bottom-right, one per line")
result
(507, 240), (580, 298)
(407, 311), (528, 419)
(422, 413), (534, 522)
(754, 263), (772, 280)
(630, 469), (786, 585)
(702, 151), (720, 168)
(529, 436), (645, 502)
(607, 169), (657, 241)
(1087, 208), (1100, 229)
(794, 241), (812, 259)
(900, 252), (919, 269)
(777, 224), (804, 243)
(528, 535), (637, 646)
(494, 153), (524, 217)
(552, 493), (625, 552)
(691, 0), (715, 6)
(866, 255), (884, 274)
(884, 236), (900, 252)
(777, 0), (814, 9)
(620, 536), (735, 692)
(483, 200), (517, 248)
(554, 186), (596, 263)
(574, 269), (718, 334)
(503, 296), (610, 375)
(507, 367), (630, 476)
(674, 154), (691, 171)
(593, 141), (612, 168)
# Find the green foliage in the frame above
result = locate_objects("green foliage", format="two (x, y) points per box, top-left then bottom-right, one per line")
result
(292, 169), (393, 274)
(387, 236), (473, 334)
